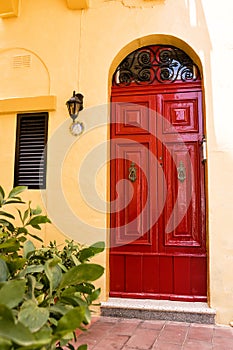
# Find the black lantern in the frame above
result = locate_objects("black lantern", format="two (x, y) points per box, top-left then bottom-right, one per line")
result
(66, 91), (84, 121)
(66, 91), (84, 136)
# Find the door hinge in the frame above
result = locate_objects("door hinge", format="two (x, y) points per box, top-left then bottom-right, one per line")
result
(201, 136), (207, 162)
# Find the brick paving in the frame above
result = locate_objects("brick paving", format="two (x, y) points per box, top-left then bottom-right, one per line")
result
(69, 316), (233, 350)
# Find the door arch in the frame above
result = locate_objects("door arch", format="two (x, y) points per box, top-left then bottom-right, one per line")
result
(110, 43), (207, 301)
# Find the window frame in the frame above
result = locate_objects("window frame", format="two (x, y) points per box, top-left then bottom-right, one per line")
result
(14, 112), (48, 190)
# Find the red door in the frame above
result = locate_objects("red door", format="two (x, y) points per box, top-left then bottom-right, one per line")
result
(110, 45), (207, 301)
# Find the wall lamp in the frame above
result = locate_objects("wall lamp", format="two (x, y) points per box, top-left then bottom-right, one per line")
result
(66, 91), (84, 136)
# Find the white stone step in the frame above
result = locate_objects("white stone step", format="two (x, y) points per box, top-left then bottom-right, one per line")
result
(101, 298), (216, 324)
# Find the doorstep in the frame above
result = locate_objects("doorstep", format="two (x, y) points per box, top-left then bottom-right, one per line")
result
(100, 297), (216, 324)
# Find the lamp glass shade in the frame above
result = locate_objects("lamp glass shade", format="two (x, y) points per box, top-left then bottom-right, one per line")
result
(66, 91), (84, 119)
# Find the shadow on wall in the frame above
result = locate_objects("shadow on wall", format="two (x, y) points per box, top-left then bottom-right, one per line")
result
(0, 48), (50, 98)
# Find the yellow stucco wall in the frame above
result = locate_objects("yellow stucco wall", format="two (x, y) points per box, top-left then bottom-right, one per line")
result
(0, 0), (233, 324)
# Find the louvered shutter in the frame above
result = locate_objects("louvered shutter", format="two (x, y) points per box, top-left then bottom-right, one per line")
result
(14, 113), (48, 189)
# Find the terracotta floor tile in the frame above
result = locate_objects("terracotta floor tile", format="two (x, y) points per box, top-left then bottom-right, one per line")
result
(74, 326), (109, 347)
(183, 340), (213, 350)
(125, 328), (159, 349)
(213, 344), (233, 350)
(187, 325), (214, 342)
(70, 316), (233, 350)
(152, 341), (182, 350)
(139, 320), (165, 330)
(214, 325), (233, 338)
(92, 334), (129, 350)
(158, 327), (188, 344)
(99, 316), (120, 323)
(111, 319), (141, 335)
(212, 335), (233, 347)
(163, 323), (189, 332)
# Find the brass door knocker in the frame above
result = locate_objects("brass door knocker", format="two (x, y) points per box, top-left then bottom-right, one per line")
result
(177, 160), (186, 182)
(128, 162), (137, 182)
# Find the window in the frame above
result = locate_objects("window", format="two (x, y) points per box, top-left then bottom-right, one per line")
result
(14, 112), (48, 189)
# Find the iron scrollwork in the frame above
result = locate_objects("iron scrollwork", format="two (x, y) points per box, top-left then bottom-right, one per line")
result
(113, 45), (200, 86)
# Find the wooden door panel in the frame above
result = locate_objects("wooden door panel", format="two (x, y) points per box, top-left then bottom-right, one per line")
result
(174, 256), (191, 295)
(159, 256), (173, 295)
(111, 94), (155, 136)
(115, 101), (150, 135)
(142, 256), (159, 293)
(110, 254), (125, 292)
(190, 257), (207, 296)
(125, 255), (142, 292)
(158, 92), (200, 134)
(163, 141), (202, 247)
(112, 141), (151, 246)
(110, 254), (207, 300)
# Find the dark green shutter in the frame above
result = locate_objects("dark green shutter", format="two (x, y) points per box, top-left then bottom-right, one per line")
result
(14, 113), (48, 189)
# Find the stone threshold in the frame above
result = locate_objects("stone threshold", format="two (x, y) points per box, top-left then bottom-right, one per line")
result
(101, 298), (216, 324)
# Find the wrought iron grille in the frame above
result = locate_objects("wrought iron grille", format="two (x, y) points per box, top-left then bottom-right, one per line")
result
(112, 45), (200, 86)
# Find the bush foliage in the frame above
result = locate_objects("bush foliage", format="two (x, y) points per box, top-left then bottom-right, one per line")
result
(0, 186), (105, 350)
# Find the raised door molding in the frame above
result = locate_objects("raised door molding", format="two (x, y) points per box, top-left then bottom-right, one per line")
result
(0, 0), (20, 18)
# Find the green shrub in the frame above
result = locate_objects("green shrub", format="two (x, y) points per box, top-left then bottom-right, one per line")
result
(0, 186), (105, 350)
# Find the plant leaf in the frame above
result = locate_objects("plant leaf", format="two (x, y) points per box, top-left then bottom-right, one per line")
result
(18, 300), (50, 332)
(0, 238), (20, 252)
(0, 279), (26, 308)
(18, 264), (44, 277)
(0, 319), (51, 347)
(60, 294), (87, 308)
(0, 319), (34, 346)
(23, 240), (35, 258)
(88, 287), (101, 303)
(0, 219), (15, 232)
(26, 275), (37, 301)
(45, 258), (62, 293)
(31, 224), (42, 230)
(0, 186), (5, 203)
(17, 227), (28, 234)
(0, 259), (9, 282)
(0, 304), (14, 322)
(7, 257), (27, 275)
(18, 236), (27, 242)
(8, 186), (27, 199)
(28, 216), (51, 226)
(16, 326), (52, 349)
(30, 206), (42, 216)
(54, 306), (86, 338)
(78, 241), (105, 263)
(17, 209), (24, 225)
(75, 283), (94, 294)
(0, 336), (12, 350)
(50, 303), (73, 316)
(23, 208), (30, 224)
(28, 233), (43, 242)
(0, 211), (15, 219)
(83, 306), (91, 324)
(4, 200), (25, 205)
(59, 264), (104, 290)
(78, 345), (88, 350)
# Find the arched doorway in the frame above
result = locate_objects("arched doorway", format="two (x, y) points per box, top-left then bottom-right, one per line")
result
(110, 44), (207, 301)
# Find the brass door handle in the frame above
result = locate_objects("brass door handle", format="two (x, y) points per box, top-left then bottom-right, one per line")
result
(128, 162), (137, 182)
